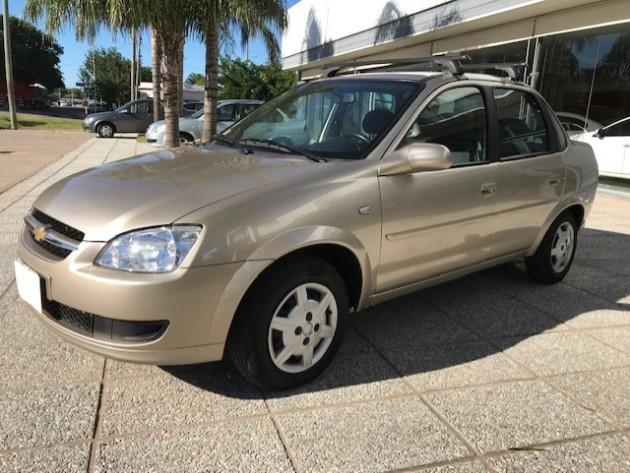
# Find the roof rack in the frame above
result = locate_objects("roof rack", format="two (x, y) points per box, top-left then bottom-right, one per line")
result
(323, 55), (470, 78)
(321, 56), (527, 81)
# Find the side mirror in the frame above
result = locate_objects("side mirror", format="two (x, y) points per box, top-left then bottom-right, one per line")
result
(379, 143), (452, 176)
(594, 128), (605, 138)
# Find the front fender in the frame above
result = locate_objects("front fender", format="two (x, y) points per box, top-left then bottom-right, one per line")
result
(207, 225), (374, 355)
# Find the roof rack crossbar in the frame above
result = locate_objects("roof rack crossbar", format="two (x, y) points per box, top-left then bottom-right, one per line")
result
(459, 62), (528, 80)
(323, 55), (470, 78)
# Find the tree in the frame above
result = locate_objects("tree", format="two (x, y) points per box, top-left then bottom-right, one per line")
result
(193, 0), (287, 143)
(2, 2), (16, 129)
(219, 57), (296, 101)
(25, 0), (196, 147)
(185, 72), (204, 86)
(150, 27), (161, 121)
(78, 47), (131, 107)
(0, 14), (63, 90)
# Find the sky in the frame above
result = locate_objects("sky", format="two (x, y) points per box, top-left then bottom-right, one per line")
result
(8, 0), (301, 89)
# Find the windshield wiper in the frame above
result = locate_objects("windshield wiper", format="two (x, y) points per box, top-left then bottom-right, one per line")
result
(214, 135), (235, 147)
(237, 138), (327, 163)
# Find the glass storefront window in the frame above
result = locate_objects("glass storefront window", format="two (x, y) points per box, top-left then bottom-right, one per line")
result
(538, 24), (630, 127)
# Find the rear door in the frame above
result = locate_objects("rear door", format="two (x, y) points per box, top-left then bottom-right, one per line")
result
(489, 87), (566, 255)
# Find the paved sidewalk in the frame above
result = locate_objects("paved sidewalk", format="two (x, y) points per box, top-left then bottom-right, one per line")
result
(0, 130), (92, 194)
(1, 138), (629, 472)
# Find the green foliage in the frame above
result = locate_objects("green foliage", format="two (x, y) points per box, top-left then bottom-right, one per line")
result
(219, 57), (297, 101)
(0, 15), (64, 90)
(185, 72), (205, 86)
(78, 47), (135, 106)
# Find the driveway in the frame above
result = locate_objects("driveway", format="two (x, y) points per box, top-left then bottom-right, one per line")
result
(1, 138), (629, 472)
(0, 130), (91, 194)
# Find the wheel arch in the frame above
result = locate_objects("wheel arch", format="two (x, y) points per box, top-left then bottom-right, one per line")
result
(209, 230), (373, 357)
(527, 202), (585, 257)
(95, 121), (116, 135)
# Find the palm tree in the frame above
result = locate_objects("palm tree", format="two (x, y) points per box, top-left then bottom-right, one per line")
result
(195, 0), (287, 143)
(2, 0), (18, 129)
(25, 0), (195, 147)
(150, 27), (161, 121)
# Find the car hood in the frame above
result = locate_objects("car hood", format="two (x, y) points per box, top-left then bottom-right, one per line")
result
(33, 144), (318, 241)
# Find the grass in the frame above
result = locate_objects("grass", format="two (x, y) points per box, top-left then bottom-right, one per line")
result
(136, 134), (147, 143)
(0, 111), (82, 130)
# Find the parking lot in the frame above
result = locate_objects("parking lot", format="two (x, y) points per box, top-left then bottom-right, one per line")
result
(1, 137), (629, 472)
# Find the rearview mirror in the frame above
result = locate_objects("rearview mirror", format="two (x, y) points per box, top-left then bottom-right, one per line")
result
(379, 143), (452, 176)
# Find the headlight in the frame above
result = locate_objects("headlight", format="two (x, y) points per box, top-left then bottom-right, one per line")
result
(96, 225), (202, 273)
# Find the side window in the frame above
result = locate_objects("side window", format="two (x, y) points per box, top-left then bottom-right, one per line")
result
(494, 88), (549, 158)
(132, 101), (149, 115)
(217, 104), (238, 122)
(240, 103), (261, 118)
(603, 119), (630, 137)
(402, 87), (487, 165)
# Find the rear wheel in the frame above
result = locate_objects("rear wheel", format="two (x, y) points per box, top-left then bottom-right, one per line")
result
(526, 213), (577, 284)
(96, 122), (115, 138)
(228, 255), (348, 390)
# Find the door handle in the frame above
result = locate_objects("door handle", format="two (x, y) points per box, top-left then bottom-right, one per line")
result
(480, 182), (496, 196)
(549, 176), (562, 186)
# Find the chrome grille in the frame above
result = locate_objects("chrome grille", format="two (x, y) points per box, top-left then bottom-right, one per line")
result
(25, 210), (83, 260)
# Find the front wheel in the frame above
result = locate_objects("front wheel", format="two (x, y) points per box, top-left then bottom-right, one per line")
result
(96, 122), (115, 138)
(526, 213), (577, 284)
(228, 255), (348, 390)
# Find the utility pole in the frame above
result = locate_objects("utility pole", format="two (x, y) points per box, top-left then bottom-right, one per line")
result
(2, 0), (18, 129)
(131, 30), (137, 101)
(136, 34), (142, 99)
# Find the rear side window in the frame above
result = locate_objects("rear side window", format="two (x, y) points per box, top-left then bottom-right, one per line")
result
(401, 86), (487, 165)
(494, 88), (549, 159)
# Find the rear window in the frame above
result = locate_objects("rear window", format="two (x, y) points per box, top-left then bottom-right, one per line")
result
(494, 88), (550, 159)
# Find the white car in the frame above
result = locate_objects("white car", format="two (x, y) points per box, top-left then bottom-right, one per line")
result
(146, 99), (263, 146)
(556, 112), (602, 137)
(572, 116), (630, 180)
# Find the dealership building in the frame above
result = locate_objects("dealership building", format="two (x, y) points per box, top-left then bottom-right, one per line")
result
(281, 0), (630, 128)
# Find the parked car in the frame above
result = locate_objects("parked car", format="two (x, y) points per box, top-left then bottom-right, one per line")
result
(556, 112), (602, 137)
(571, 116), (630, 180)
(15, 59), (598, 389)
(146, 99), (263, 146)
(82, 98), (154, 137)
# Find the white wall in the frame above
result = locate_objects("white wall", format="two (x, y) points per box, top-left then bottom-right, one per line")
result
(281, 0), (450, 58)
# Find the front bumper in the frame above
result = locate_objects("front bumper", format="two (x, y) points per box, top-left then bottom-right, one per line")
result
(82, 120), (95, 132)
(145, 127), (164, 146)
(17, 225), (249, 365)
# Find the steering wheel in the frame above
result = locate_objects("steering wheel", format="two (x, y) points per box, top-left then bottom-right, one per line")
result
(343, 133), (370, 151)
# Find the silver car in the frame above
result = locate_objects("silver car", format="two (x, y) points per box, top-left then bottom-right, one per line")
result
(15, 59), (598, 389)
(146, 99), (264, 146)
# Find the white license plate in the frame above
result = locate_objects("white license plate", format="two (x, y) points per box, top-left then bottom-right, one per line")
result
(14, 259), (42, 313)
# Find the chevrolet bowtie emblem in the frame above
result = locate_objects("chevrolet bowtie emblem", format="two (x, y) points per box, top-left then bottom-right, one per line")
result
(32, 226), (49, 242)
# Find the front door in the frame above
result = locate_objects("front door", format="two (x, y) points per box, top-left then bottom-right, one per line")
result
(583, 118), (630, 178)
(377, 86), (504, 292)
(115, 100), (153, 133)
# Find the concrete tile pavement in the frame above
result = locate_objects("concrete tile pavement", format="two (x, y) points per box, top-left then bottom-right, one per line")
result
(0, 138), (629, 472)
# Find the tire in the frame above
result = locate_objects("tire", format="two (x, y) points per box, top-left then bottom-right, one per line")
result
(526, 212), (577, 284)
(228, 255), (348, 390)
(96, 122), (115, 138)
(179, 132), (194, 144)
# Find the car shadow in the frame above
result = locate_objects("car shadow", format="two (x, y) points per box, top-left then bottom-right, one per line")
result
(162, 227), (630, 399)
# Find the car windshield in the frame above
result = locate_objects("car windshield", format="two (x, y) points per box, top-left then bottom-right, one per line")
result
(219, 80), (422, 160)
